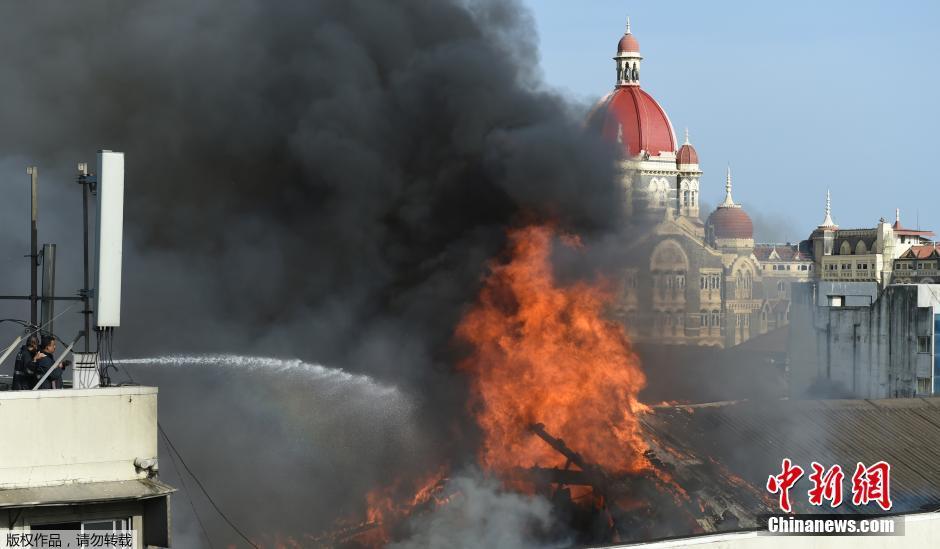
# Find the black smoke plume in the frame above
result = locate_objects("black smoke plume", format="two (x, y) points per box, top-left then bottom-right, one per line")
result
(0, 0), (623, 545)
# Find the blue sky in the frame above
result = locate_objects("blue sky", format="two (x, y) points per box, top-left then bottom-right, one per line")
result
(521, 0), (940, 242)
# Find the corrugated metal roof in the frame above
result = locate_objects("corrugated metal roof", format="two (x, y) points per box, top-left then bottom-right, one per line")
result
(641, 397), (940, 520)
(0, 478), (174, 508)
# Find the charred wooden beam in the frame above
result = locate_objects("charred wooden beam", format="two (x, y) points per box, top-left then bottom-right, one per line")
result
(509, 466), (599, 487)
(528, 423), (612, 480)
(528, 423), (591, 472)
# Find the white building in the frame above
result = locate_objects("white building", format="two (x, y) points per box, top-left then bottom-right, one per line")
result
(0, 383), (173, 545)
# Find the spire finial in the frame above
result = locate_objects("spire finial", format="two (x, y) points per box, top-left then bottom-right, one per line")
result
(626, 16), (631, 35)
(896, 208), (900, 225)
(819, 189), (837, 228)
(720, 165), (738, 207)
(684, 128), (690, 145)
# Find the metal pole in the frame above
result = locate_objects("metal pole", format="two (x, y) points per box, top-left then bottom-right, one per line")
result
(78, 162), (93, 354)
(40, 243), (57, 336)
(0, 336), (24, 368)
(27, 167), (38, 327)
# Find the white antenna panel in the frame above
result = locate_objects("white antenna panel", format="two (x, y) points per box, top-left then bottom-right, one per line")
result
(95, 150), (125, 328)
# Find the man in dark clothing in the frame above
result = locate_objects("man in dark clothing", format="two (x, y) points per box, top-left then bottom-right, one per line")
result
(33, 336), (69, 390)
(11, 335), (39, 391)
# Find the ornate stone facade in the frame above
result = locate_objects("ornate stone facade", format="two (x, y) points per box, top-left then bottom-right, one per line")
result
(592, 21), (810, 348)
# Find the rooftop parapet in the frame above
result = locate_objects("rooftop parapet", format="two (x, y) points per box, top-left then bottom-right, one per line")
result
(0, 386), (158, 489)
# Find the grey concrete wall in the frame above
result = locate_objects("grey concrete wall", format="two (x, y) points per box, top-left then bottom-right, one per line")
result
(788, 284), (939, 399)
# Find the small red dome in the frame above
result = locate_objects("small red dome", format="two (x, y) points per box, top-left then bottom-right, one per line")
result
(587, 87), (676, 158)
(707, 207), (753, 240)
(677, 143), (698, 165)
(618, 33), (640, 53)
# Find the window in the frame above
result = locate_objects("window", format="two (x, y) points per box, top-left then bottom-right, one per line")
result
(83, 518), (132, 532)
(828, 295), (844, 307)
(918, 336), (932, 353)
(859, 263), (868, 270)
(33, 518), (132, 548)
(841, 263), (851, 270)
(918, 377), (932, 394)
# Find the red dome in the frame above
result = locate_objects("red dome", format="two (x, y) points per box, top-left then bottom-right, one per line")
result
(587, 87), (677, 158)
(707, 207), (753, 240)
(677, 143), (698, 165)
(618, 33), (640, 53)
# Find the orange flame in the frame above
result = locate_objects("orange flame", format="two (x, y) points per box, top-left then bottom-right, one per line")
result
(354, 467), (449, 546)
(456, 224), (648, 476)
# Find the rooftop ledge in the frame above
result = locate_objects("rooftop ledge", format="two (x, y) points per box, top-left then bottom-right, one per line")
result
(0, 385), (156, 401)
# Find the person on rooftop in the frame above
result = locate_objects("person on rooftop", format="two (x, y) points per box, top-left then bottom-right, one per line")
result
(11, 334), (39, 390)
(33, 335), (70, 390)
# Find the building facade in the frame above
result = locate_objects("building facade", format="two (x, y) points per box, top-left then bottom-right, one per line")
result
(592, 22), (939, 351)
(789, 283), (940, 398)
(591, 22), (809, 348)
(809, 206), (934, 287)
(893, 243), (940, 283)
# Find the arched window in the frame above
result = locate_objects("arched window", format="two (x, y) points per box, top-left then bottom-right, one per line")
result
(840, 241), (852, 255)
(855, 240), (868, 254)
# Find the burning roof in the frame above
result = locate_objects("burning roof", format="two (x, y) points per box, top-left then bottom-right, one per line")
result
(641, 396), (940, 531)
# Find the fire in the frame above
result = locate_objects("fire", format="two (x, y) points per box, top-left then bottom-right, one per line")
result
(356, 467), (449, 546)
(328, 224), (657, 546)
(456, 224), (648, 476)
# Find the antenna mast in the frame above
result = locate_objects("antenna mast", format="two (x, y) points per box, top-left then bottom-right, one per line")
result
(27, 167), (38, 327)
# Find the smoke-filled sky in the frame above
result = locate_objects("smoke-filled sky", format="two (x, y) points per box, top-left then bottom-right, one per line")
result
(0, 0), (623, 359)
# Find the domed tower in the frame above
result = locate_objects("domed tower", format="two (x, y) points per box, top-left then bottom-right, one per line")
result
(676, 129), (701, 218)
(586, 19), (685, 220)
(706, 167), (754, 251)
